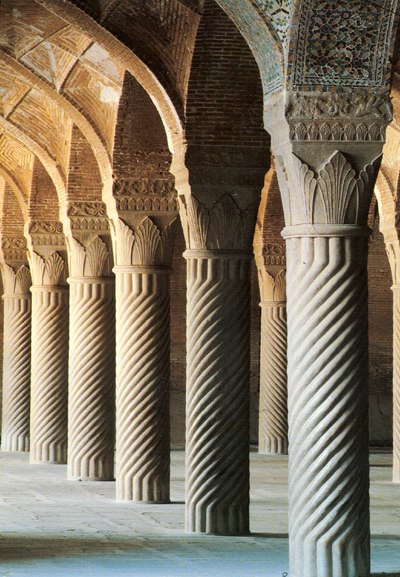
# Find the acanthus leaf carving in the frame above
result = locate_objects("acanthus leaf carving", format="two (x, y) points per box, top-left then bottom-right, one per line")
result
(132, 218), (161, 266)
(257, 267), (287, 303)
(68, 236), (110, 277)
(113, 217), (177, 267)
(280, 151), (380, 226)
(318, 152), (357, 224)
(185, 195), (256, 251)
(1, 263), (31, 295)
(29, 252), (66, 286)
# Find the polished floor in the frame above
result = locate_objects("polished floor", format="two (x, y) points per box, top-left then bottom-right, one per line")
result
(0, 450), (398, 577)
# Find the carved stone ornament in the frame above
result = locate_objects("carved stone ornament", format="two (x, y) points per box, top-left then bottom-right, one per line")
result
(1, 237), (27, 261)
(29, 221), (65, 247)
(113, 217), (177, 267)
(275, 150), (380, 227)
(113, 178), (176, 198)
(68, 202), (109, 231)
(183, 195), (257, 251)
(257, 267), (286, 303)
(115, 196), (178, 212)
(1, 263), (31, 295)
(68, 235), (111, 277)
(29, 251), (66, 286)
(285, 91), (392, 142)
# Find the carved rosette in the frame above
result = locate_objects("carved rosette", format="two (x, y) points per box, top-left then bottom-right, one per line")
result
(1, 265), (31, 452)
(113, 217), (176, 502)
(185, 254), (250, 534)
(285, 231), (370, 577)
(29, 252), (68, 464)
(67, 235), (115, 481)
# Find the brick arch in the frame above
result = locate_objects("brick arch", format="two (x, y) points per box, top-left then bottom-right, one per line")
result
(0, 169), (28, 222)
(214, 0), (284, 96)
(110, 71), (175, 212)
(184, 0), (269, 209)
(28, 159), (61, 223)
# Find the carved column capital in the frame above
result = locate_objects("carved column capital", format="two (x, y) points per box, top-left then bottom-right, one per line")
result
(179, 195), (257, 253)
(275, 150), (381, 230)
(28, 251), (67, 287)
(1, 263), (31, 297)
(111, 217), (177, 269)
(67, 235), (112, 278)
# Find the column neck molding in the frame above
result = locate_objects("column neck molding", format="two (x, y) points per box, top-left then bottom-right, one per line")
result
(282, 224), (371, 239)
(67, 276), (115, 285)
(113, 265), (171, 275)
(30, 285), (69, 293)
(183, 249), (251, 260)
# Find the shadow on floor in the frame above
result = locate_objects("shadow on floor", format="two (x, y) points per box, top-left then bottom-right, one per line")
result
(372, 574), (400, 576)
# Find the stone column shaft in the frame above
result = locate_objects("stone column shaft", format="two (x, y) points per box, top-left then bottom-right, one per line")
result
(67, 277), (115, 481)
(30, 286), (68, 464)
(185, 251), (250, 535)
(1, 294), (31, 452)
(115, 266), (170, 502)
(258, 300), (287, 454)
(285, 229), (370, 577)
(393, 286), (400, 483)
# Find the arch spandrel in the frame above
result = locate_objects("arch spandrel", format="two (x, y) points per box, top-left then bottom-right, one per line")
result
(213, 0), (284, 97)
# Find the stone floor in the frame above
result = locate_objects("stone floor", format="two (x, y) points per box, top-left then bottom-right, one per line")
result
(0, 450), (399, 577)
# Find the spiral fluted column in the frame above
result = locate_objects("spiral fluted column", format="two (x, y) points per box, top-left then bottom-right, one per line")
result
(30, 287), (69, 464)
(393, 286), (400, 483)
(115, 267), (170, 502)
(258, 301), (287, 454)
(185, 251), (250, 535)
(1, 293), (31, 452)
(285, 228), (370, 577)
(67, 278), (115, 481)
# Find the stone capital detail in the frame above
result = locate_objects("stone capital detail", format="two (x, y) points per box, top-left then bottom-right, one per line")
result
(1, 264), (31, 296)
(1, 237), (27, 262)
(67, 235), (111, 278)
(68, 201), (109, 231)
(29, 221), (65, 247)
(285, 90), (392, 143)
(29, 252), (67, 287)
(275, 150), (380, 228)
(181, 195), (257, 252)
(258, 268), (286, 303)
(112, 217), (177, 268)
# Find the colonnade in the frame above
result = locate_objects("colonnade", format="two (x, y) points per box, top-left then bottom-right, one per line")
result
(0, 103), (398, 577)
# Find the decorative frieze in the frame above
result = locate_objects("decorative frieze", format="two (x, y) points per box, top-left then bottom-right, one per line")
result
(29, 221), (65, 246)
(1, 237), (27, 261)
(115, 196), (177, 212)
(113, 178), (175, 198)
(68, 202), (109, 231)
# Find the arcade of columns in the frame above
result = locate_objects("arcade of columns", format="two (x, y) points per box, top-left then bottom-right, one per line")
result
(0, 1), (399, 577)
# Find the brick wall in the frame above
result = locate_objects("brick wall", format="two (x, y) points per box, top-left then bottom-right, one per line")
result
(368, 216), (393, 445)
